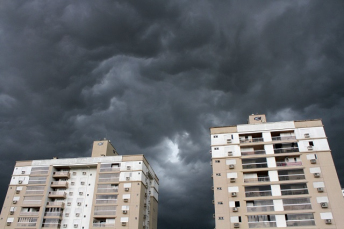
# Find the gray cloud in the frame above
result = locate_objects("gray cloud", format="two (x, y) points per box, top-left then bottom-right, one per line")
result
(1, 1), (344, 228)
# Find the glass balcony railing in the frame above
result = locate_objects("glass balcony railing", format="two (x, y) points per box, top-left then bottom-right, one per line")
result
(93, 223), (116, 227)
(245, 190), (272, 197)
(19, 212), (40, 216)
(248, 221), (277, 228)
(241, 150), (266, 156)
(240, 137), (264, 143)
(286, 219), (315, 227)
(44, 212), (63, 217)
(247, 205), (274, 212)
(244, 176), (270, 183)
(283, 203), (312, 211)
(278, 174), (305, 181)
(274, 147), (299, 154)
(95, 199), (118, 204)
(272, 136), (296, 141)
(242, 162), (268, 169)
(41, 223), (61, 228)
(276, 162), (302, 167)
(281, 188), (308, 196)
(17, 222), (37, 227)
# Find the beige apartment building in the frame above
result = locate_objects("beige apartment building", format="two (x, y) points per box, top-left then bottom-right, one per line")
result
(211, 114), (344, 228)
(0, 140), (159, 229)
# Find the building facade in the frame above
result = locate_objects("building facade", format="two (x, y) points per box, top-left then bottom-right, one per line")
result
(211, 114), (344, 228)
(0, 140), (159, 229)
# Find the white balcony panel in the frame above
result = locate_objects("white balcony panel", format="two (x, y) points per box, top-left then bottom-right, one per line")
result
(320, 212), (333, 219)
(268, 171), (279, 182)
(229, 201), (235, 207)
(228, 186), (239, 193)
(310, 167), (321, 174)
(262, 132), (272, 142)
(316, 196), (329, 203)
(227, 173), (237, 179)
(271, 185), (281, 196)
(230, 216), (239, 223)
(275, 214), (287, 227)
(237, 121), (295, 133)
(264, 144), (274, 154)
(267, 157), (276, 168)
(273, 199), (284, 211)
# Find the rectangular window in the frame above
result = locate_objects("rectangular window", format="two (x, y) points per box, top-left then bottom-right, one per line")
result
(214, 147), (219, 150)
(213, 135), (218, 138)
(217, 187), (222, 190)
(216, 173), (221, 176)
(215, 160), (220, 163)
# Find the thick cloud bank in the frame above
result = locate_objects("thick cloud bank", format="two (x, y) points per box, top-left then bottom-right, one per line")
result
(0, 1), (344, 228)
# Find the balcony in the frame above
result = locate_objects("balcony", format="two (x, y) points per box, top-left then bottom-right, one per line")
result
(48, 191), (66, 199)
(286, 219), (315, 227)
(97, 188), (119, 193)
(95, 199), (118, 205)
(271, 136), (296, 141)
(46, 202), (65, 208)
(50, 181), (68, 188)
(283, 203), (312, 211)
(274, 147), (299, 154)
(241, 150), (266, 156)
(281, 188), (308, 196)
(22, 201), (42, 207)
(44, 212), (63, 217)
(52, 171), (70, 178)
(276, 162), (302, 167)
(41, 223), (61, 228)
(20, 212), (40, 216)
(278, 174), (305, 181)
(242, 162), (268, 169)
(244, 176), (270, 183)
(93, 223), (116, 227)
(247, 205), (274, 212)
(248, 221), (277, 228)
(245, 190), (272, 197)
(240, 137), (264, 143)
(16, 222), (37, 227)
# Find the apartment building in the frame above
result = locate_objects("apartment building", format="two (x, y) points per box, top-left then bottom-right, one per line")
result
(0, 140), (159, 229)
(210, 114), (344, 228)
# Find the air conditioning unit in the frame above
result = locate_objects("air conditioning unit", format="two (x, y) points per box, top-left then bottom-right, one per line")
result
(314, 173), (320, 178)
(63, 224), (67, 228)
(74, 224), (78, 228)
(82, 172), (86, 175)
(12, 200), (17, 204)
(227, 139), (232, 143)
(16, 190), (20, 194)
(310, 159), (316, 164)
(67, 202), (71, 206)
(144, 203), (147, 207)
(325, 219), (332, 224)
(228, 152), (233, 156)
(231, 192), (237, 197)
(81, 182), (85, 185)
(77, 202), (81, 206)
(126, 177), (130, 181)
(230, 178), (236, 183)
(229, 164), (235, 169)
(307, 146), (313, 150)
(124, 199), (129, 202)
(233, 223), (240, 228)
(123, 210), (128, 214)
(6, 222), (11, 226)
(304, 133), (310, 138)
(79, 192), (83, 195)
(127, 166), (131, 170)
(10, 211), (14, 215)
(21, 171), (25, 174)
(65, 213), (69, 217)
(125, 188), (129, 191)
(76, 213), (80, 217)
(232, 207), (238, 212)
(122, 222), (127, 226)
(317, 187), (324, 192)
(18, 180), (23, 184)
(321, 202), (328, 208)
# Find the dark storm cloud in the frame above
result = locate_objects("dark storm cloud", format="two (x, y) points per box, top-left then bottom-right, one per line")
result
(1, 0), (344, 228)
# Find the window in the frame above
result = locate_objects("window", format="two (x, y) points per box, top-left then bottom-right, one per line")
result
(214, 147), (219, 150)
(218, 202), (223, 205)
(216, 173), (221, 176)
(213, 135), (218, 138)
(219, 217), (224, 220)
(309, 141), (314, 146)
(217, 187), (222, 190)
(235, 201), (240, 207)
(215, 160), (220, 163)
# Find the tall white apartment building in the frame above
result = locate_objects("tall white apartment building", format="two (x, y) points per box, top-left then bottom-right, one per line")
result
(0, 140), (159, 229)
(210, 114), (344, 228)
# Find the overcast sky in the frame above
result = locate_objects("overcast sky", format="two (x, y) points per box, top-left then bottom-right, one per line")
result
(0, 1), (344, 228)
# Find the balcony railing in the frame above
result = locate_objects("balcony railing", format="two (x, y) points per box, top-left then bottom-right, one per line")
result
(30, 171), (49, 175)
(41, 223), (61, 228)
(248, 221), (277, 228)
(240, 137), (264, 143)
(97, 188), (119, 193)
(44, 212), (63, 217)
(98, 178), (119, 183)
(46, 202), (65, 208)
(281, 188), (308, 196)
(20, 212), (40, 216)
(95, 199), (118, 204)
(25, 190), (45, 195)
(48, 191), (66, 198)
(16, 222), (37, 227)
(242, 162), (268, 169)
(50, 181), (68, 188)
(94, 210), (116, 216)
(276, 162), (302, 167)
(245, 190), (272, 197)
(272, 136), (296, 141)
(93, 223), (116, 227)
(247, 205), (274, 212)
(22, 201), (42, 206)
(244, 176), (270, 183)
(278, 174), (305, 181)
(283, 203), (312, 211)
(274, 147), (299, 154)
(53, 171), (70, 178)
(241, 150), (266, 156)
(28, 180), (47, 184)
(100, 167), (120, 172)
(286, 219), (315, 227)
